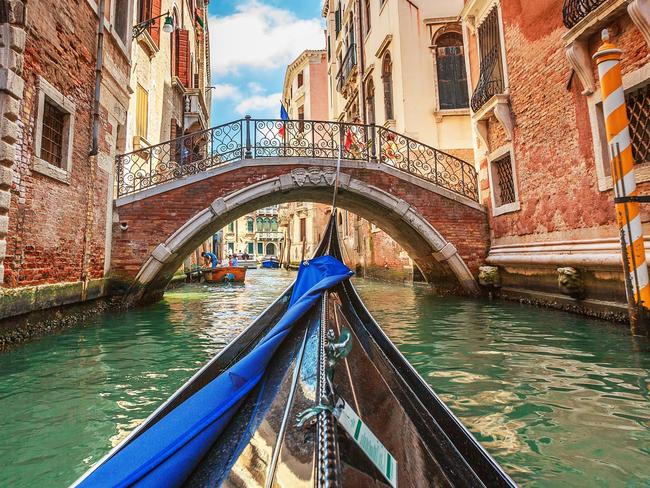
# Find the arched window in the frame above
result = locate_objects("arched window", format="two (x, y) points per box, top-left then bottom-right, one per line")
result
(170, 10), (180, 78)
(382, 53), (394, 120)
(364, 0), (371, 35)
(366, 77), (375, 125)
(435, 32), (469, 110)
(246, 217), (254, 233)
(270, 218), (278, 231)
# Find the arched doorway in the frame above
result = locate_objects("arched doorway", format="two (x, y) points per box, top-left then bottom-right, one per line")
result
(265, 242), (276, 256)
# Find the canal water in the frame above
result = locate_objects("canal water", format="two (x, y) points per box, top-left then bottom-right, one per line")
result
(0, 269), (649, 487)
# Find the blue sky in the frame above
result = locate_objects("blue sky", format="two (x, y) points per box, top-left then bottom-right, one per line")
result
(208, 1), (325, 125)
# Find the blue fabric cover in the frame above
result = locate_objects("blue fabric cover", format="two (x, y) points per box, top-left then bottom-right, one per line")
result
(78, 255), (352, 488)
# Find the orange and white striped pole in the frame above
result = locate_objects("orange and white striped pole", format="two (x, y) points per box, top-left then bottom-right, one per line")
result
(594, 29), (650, 332)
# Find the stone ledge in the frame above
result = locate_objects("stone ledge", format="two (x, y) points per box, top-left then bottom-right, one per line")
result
(0, 279), (109, 321)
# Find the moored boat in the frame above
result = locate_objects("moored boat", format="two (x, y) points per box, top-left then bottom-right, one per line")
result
(202, 266), (246, 283)
(72, 211), (515, 488)
(237, 258), (258, 269)
(261, 256), (280, 269)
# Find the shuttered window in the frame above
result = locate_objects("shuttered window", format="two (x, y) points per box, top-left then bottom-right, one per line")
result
(135, 84), (148, 140)
(436, 33), (469, 110)
(175, 29), (191, 87)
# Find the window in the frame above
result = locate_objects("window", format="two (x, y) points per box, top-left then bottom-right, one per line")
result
(113, 0), (130, 43)
(246, 217), (254, 233)
(364, 0), (371, 34)
(228, 242), (234, 253)
(247, 242), (254, 254)
(435, 32), (469, 110)
(139, 0), (161, 46)
(256, 242), (263, 255)
(41, 100), (66, 168)
(298, 105), (305, 133)
(33, 77), (75, 181)
(271, 218), (278, 231)
(626, 83), (650, 165)
(335, 4), (342, 37)
(297, 71), (304, 88)
(366, 78), (375, 125)
(488, 148), (519, 215)
(300, 218), (306, 242)
(470, 5), (504, 112)
(382, 52), (394, 120)
(135, 84), (148, 140)
(228, 222), (234, 232)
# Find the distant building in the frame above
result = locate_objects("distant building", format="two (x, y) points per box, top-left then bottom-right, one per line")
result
(279, 203), (331, 266)
(221, 206), (284, 259)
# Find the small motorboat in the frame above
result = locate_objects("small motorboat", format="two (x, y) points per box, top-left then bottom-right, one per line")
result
(202, 266), (246, 283)
(237, 258), (258, 269)
(261, 256), (280, 269)
(73, 211), (515, 488)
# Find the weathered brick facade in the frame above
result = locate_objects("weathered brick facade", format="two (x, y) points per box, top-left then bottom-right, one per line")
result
(462, 0), (650, 319)
(1, 0), (130, 312)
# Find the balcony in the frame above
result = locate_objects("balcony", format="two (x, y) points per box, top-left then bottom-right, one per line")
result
(336, 44), (358, 94)
(470, 47), (503, 113)
(183, 89), (209, 131)
(562, 0), (608, 28)
(561, 0), (649, 96)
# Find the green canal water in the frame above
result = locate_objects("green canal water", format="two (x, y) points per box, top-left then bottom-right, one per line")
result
(0, 269), (649, 487)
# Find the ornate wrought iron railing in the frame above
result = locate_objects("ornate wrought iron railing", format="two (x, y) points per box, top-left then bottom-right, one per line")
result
(115, 117), (479, 201)
(470, 46), (503, 112)
(336, 43), (357, 93)
(562, 0), (607, 28)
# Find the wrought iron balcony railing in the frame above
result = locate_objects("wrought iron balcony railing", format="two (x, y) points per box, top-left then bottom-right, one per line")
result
(470, 46), (504, 113)
(115, 117), (479, 202)
(336, 43), (357, 93)
(562, 0), (608, 28)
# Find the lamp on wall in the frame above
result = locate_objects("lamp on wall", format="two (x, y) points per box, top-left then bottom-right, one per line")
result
(133, 11), (174, 39)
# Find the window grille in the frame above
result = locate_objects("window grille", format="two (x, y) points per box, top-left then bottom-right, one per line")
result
(470, 5), (504, 112)
(626, 83), (650, 165)
(493, 153), (516, 206)
(41, 99), (66, 168)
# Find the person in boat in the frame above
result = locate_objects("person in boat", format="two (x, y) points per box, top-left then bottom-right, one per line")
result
(231, 255), (239, 267)
(201, 251), (218, 269)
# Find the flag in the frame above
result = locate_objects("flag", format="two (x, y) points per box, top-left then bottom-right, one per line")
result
(278, 104), (289, 138)
(344, 128), (355, 152)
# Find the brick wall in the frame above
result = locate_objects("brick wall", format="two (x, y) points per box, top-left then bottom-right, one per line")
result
(3, 0), (126, 288)
(481, 0), (648, 243)
(112, 165), (489, 286)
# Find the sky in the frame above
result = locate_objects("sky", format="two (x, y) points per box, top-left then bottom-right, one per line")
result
(208, 0), (326, 125)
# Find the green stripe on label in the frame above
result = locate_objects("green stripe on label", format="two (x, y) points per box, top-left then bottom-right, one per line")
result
(386, 452), (392, 479)
(354, 419), (362, 440)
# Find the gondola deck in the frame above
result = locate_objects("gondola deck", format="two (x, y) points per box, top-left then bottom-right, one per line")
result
(72, 212), (516, 488)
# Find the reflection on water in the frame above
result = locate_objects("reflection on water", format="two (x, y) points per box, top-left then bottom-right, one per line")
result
(0, 270), (648, 487)
(0, 270), (296, 487)
(353, 278), (650, 487)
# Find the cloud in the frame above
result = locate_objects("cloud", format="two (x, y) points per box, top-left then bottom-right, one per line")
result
(212, 83), (241, 100)
(234, 92), (282, 115)
(210, 1), (324, 76)
(247, 82), (264, 94)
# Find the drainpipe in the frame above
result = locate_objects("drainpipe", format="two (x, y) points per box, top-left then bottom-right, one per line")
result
(90, 0), (105, 156)
(356, 0), (366, 123)
(81, 0), (105, 299)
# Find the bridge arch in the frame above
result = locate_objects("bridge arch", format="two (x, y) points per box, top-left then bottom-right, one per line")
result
(113, 164), (485, 303)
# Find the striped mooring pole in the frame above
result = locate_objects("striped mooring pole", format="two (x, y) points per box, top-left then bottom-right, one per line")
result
(593, 29), (650, 335)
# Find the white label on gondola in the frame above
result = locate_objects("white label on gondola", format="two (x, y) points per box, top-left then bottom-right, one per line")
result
(334, 398), (397, 487)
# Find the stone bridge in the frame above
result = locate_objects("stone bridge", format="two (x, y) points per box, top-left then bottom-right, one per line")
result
(110, 118), (488, 302)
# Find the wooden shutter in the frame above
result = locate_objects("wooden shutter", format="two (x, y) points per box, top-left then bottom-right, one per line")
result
(136, 84), (148, 139)
(176, 29), (190, 87)
(149, 0), (162, 47)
